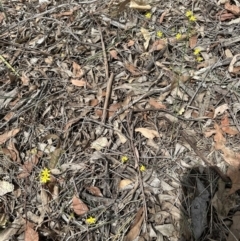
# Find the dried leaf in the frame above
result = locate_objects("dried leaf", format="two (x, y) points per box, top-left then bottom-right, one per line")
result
(213, 123), (226, 150)
(49, 148), (63, 169)
(225, 2), (240, 15)
(86, 186), (103, 197)
(229, 54), (240, 73)
(141, 27), (151, 50)
(71, 79), (86, 87)
(129, 1), (151, 10)
(124, 62), (141, 76)
(0, 181), (14, 196)
(222, 146), (240, 168)
(149, 39), (167, 52)
(72, 195), (89, 215)
(0, 129), (20, 145)
(213, 104), (229, 118)
(91, 137), (108, 151)
(135, 128), (160, 140)
(109, 49), (119, 59)
(159, 10), (168, 23)
(227, 166), (240, 194)
(25, 224), (39, 241)
(149, 98), (166, 109)
(18, 154), (39, 179)
(21, 73), (30, 86)
(124, 207), (144, 241)
(221, 114), (239, 135)
(127, 40), (135, 47)
(189, 35), (198, 48)
(119, 179), (134, 190)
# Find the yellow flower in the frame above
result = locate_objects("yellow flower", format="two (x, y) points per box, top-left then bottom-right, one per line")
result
(189, 15), (197, 22)
(40, 168), (51, 183)
(156, 31), (163, 38)
(185, 10), (193, 17)
(86, 216), (96, 225)
(140, 165), (146, 172)
(196, 56), (203, 62)
(145, 12), (152, 19)
(176, 33), (182, 40)
(121, 155), (129, 163)
(193, 48), (201, 55)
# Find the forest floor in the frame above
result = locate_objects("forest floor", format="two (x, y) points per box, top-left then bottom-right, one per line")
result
(1, 0), (240, 240)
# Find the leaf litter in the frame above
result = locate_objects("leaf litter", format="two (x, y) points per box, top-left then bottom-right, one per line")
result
(0, 0), (240, 240)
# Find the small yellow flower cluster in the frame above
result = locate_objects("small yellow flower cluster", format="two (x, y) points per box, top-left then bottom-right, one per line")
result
(185, 10), (197, 22)
(121, 155), (129, 163)
(86, 216), (96, 225)
(193, 48), (203, 62)
(156, 31), (163, 38)
(175, 33), (182, 40)
(145, 12), (152, 19)
(140, 165), (146, 172)
(40, 168), (51, 183)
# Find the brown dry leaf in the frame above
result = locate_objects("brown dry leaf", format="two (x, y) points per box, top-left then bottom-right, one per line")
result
(227, 166), (240, 194)
(222, 146), (240, 168)
(86, 186), (103, 197)
(189, 35), (198, 49)
(71, 79), (86, 87)
(108, 103), (122, 117)
(213, 104), (229, 118)
(149, 98), (166, 109)
(89, 99), (99, 107)
(225, 2), (240, 16)
(0, 12), (5, 24)
(72, 61), (83, 77)
(227, 211), (240, 241)
(124, 207), (144, 241)
(18, 154), (39, 179)
(21, 73), (30, 86)
(159, 10), (168, 23)
(124, 62), (142, 76)
(211, 179), (236, 218)
(119, 179), (134, 190)
(3, 112), (15, 121)
(149, 39), (167, 52)
(25, 223), (39, 241)
(135, 128), (160, 140)
(109, 49), (119, 59)
(0, 128), (20, 145)
(72, 195), (89, 215)
(7, 141), (21, 163)
(127, 40), (135, 47)
(213, 123), (226, 150)
(221, 114), (239, 135)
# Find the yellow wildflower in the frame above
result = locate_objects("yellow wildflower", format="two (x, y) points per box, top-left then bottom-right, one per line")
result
(189, 15), (197, 22)
(140, 165), (146, 172)
(40, 168), (51, 183)
(176, 33), (182, 40)
(121, 155), (129, 163)
(193, 48), (201, 55)
(156, 31), (163, 38)
(196, 56), (203, 62)
(145, 12), (152, 19)
(185, 10), (193, 17)
(86, 216), (96, 225)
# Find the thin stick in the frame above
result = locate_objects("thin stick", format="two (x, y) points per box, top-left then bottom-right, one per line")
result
(99, 26), (109, 79)
(102, 73), (114, 124)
